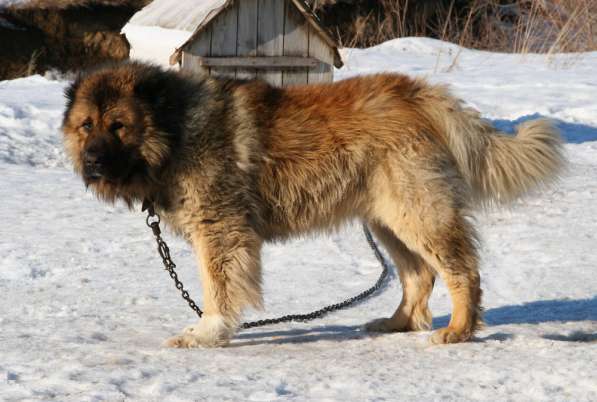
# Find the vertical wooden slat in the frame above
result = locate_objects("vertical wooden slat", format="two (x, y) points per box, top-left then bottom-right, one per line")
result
(183, 27), (212, 75)
(181, 52), (210, 77)
(282, 0), (309, 86)
(308, 28), (333, 84)
(187, 28), (212, 56)
(210, 4), (238, 79)
(237, 0), (258, 80)
(257, 0), (285, 86)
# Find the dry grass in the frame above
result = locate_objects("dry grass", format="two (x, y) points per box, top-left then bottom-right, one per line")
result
(314, 0), (597, 53)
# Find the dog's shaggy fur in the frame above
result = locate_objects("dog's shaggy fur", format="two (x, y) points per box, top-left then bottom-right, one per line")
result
(62, 62), (565, 347)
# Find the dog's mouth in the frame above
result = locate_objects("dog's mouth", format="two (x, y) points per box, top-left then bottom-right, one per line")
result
(83, 164), (112, 183)
(83, 161), (144, 187)
(83, 165), (122, 185)
(84, 170), (103, 180)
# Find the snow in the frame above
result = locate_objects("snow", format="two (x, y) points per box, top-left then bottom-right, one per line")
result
(122, 24), (191, 67)
(0, 0), (29, 7)
(1, 36), (596, 401)
(0, 75), (67, 167)
(128, 0), (227, 32)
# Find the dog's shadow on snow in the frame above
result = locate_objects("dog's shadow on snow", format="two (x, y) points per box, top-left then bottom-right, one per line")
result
(232, 297), (597, 346)
(232, 324), (372, 347)
(490, 113), (597, 143)
(433, 296), (597, 328)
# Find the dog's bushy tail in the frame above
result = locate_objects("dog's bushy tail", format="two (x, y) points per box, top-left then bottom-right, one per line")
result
(419, 84), (566, 205)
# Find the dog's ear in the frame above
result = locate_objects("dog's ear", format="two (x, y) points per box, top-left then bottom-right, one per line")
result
(132, 64), (195, 141)
(63, 74), (83, 126)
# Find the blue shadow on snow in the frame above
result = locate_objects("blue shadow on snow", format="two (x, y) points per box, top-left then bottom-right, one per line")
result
(433, 296), (597, 328)
(232, 297), (596, 346)
(490, 113), (597, 144)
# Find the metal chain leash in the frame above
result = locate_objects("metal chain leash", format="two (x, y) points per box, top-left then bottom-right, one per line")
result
(240, 225), (390, 329)
(145, 206), (204, 318)
(145, 203), (391, 329)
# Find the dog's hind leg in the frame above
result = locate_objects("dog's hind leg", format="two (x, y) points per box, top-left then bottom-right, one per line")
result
(367, 156), (483, 344)
(365, 223), (435, 333)
(375, 202), (482, 344)
(419, 217), (482, 344)
(164, 218), (263, 348)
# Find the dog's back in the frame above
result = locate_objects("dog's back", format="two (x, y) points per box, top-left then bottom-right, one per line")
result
(235, 74), (564, 234)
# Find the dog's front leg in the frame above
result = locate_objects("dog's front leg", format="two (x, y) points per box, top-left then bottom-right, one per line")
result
(164, 218), (263, 348)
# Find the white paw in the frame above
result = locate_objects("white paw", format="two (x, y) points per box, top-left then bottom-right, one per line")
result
(164, 315), (236, 348)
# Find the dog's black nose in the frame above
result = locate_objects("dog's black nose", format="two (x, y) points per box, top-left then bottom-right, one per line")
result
(84, 151), (104, 177)
(84, 151), (102, 167)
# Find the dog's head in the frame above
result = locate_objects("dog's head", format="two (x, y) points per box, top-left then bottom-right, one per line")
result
(62, 62), (195, 204)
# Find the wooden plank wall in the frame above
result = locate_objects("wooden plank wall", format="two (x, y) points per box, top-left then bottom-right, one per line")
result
(256, 0), (285, 86)
(210, 4), (238, 78)
(308, 27), (334, 84)
(282, 0), (309, 85)
(236, 0), (258, 79)
(182, 0), (335, 86)
(184, 26), (212, 76)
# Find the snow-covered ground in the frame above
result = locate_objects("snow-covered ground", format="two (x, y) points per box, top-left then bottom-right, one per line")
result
(1, 32), (596, 401)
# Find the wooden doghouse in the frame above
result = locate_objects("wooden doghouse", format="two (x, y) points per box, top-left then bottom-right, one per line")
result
(169, 0), (343, 87)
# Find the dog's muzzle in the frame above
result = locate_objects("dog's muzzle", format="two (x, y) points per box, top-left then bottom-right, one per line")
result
(83, 150), (105, 179)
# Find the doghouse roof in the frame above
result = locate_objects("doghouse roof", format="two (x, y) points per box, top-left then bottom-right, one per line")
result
(166, 0), (342, 68)
(0, 0), (146, 9)
(129, 0), (222, 32)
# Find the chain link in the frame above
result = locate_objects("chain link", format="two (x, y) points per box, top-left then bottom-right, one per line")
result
(145, 206), (204, 318)
(145, 203), (391, 329)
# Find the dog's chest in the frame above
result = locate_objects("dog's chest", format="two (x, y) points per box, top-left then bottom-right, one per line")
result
(157, 198), (197, 241)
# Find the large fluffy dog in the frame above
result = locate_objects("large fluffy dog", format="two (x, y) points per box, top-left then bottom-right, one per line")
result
(62, 62), (564, 347)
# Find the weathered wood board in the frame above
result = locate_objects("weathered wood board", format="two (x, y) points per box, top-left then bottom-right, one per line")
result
(183, 26), (212, 75)
(308, 25), (333, 84)
(236, 0), (258, 79)
(209, 4), (238, 78)
(196, 56), (318, 68)
(256, 0), (285, 86)
(282, 0), (309, 85)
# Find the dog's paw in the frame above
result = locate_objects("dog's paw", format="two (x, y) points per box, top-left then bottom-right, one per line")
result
(430, 326), (472, 344)
(364, 317), (406, 333)
(163, 315), (235, 348)
(163, 333), (205, 348)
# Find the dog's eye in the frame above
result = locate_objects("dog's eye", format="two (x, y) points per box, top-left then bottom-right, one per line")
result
(109, 121), (124, 133)
(82, 120), (93, 131)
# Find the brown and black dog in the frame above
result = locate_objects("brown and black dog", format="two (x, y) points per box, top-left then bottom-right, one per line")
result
(62, 62), (564, 347)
